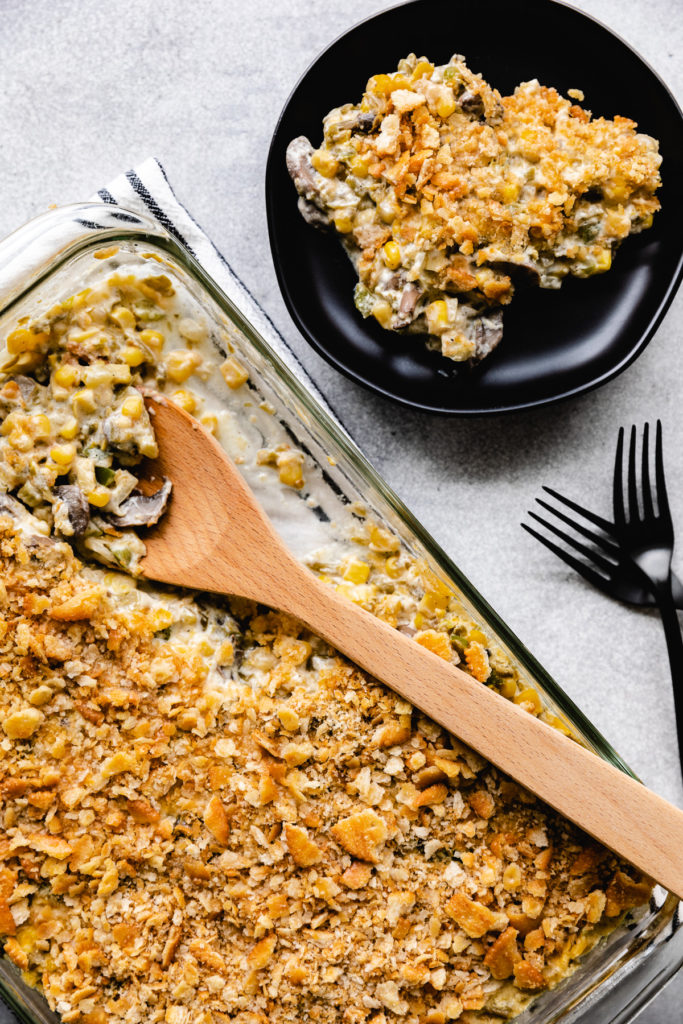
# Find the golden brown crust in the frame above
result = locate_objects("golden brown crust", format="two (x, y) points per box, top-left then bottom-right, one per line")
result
(0, 516), (653, 1024)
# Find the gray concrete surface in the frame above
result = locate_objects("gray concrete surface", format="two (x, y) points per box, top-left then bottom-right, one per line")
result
(0, 0), (681, 1019)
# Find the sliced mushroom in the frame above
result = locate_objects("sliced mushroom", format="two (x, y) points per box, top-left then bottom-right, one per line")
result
(105, 477), (172, 529)
(352, 111), (379, 133)
(458, 89), (486, 121)
(458, 88), (504, 126)
(490, 259), (542, 286)
(286, 137), (320, 201)
(53, 484), (90, 538)
(336, 111), (380, 136)
(396, 283), (423, 326)
(297, 197), (331, 229)
(0, 376), (43, 413)
(12, 375), (41, 405)
(0, 493), (24, 517)
(470, 310), (504, 362)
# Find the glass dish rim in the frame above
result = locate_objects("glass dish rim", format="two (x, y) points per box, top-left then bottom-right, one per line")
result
(0, 204), (680, 1024)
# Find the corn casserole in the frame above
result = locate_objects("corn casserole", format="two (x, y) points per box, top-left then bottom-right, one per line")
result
(287, 53), (662, 362)
(0, 256), (653, 1024)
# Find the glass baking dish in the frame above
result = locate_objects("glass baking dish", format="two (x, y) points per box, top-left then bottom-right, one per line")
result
(0, 203), (680, 1024)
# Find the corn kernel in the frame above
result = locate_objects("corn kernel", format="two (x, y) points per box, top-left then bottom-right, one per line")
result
(110, 306), (136, 330)
(543, 713), (572, 736)
(121, 345), (146, 367)
(16, 926), (38, 953)
(382, 241), (401, 270)
(500, 182), (520, 204)
(333, 211), (354, 234)
(172, 389), (197, 413)
(200, 414), (218, 436)
(9, 430), (31, 451)
(514, 687), (543, 714)
(53, 364), (78, 388)
(220, 356), (249, 390)
(368, 73), (409, 95)
(6, 328), (48, 354)
(499, 678), (517, 700)
(369, 524), (400, 552)
(368, 73), (393, 94)
(87, 487), (111, 508)
(569, 934), (589, 959)
(311, 149), (339, 178)
(593, 248), (612, 273)
(57, 417), (79, 440)
(469, 628), (488, 645)
(412, 60), (435, 80)
(349, 154), (370, 177)
(436, 94), (457, 119)
(165, 349), (201, 384)
(0, 412), (19, 436)
(29, 414), (51, 440)
(139, 329), (165, 352)
(278, 454), (304, 489)
(71, 388), (97, 415)
(343, 559), (370, 584)
(420, 591), (449, 613)
(426, 300), (450, 332)
(385, 555), (402, 578)
(50, 444), (75, 467)
(336, 582), (375, 606)
(372, 300), (393, 327)
(603, 177), (630, 203)
(378, 198), (400, 223)
(93, 245), (119, 260)
(121, 394), (144, 419)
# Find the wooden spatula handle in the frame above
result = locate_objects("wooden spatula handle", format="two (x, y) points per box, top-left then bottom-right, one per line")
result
(275, 568), (683, 899)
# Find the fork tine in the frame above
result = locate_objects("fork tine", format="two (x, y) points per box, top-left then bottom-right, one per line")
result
(641, 421), (653, 519)
(628, 424), (639, 523)
(654, 419), (672, 525)
(521, 522), (611, 592)
(527, 511), (618, 575)
(541, 486), (614, 534)
(535, 498), (620, 556)
(613, 426), (626, 528)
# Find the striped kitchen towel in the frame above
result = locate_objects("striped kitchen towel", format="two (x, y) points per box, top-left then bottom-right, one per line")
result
(92, 157), (343, 426)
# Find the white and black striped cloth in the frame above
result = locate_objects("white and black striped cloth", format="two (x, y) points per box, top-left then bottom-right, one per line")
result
(92, 157), (342, 424)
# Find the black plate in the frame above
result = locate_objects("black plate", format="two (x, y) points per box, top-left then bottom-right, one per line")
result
(266, 0), (683, 415)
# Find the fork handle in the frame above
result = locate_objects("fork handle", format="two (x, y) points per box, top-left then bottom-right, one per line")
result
(653, 579), (683, 766)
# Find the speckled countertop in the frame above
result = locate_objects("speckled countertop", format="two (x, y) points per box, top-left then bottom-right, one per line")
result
(0, 0), (681, 1019)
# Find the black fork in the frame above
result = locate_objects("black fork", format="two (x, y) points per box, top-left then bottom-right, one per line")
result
(522, 485), (683, 608)
(613, 421), (683, 752)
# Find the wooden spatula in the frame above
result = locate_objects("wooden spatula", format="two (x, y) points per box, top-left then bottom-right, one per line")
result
(140, 394), (683, 899)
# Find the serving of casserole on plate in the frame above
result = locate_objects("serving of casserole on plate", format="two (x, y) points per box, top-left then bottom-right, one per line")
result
(0, 208), (680, 1024)
(267, 0), (683, 414)
(287, 53), (661, 364)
